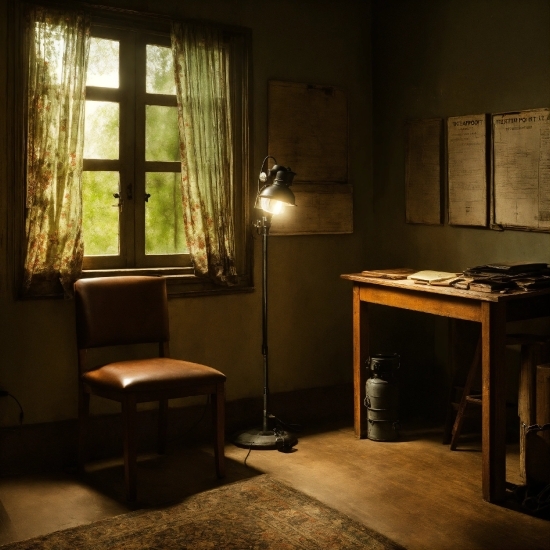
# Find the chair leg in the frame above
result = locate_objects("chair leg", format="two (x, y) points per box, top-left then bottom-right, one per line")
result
(450, 336), (482, 451)
(158, 399), (168, 455)
(212, 383), (226, 479)
(122, 395), (138, 501)
(77, 387), (90, 474)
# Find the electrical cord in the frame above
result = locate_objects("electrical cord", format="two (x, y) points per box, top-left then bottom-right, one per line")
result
(269, 413), (302, 434)
(522, 483), (550, 515)
(243, 443), (254, 466)
(242, 414), (301, 466)
(0, 390), (24, 425)
(507, 481), (550, 518)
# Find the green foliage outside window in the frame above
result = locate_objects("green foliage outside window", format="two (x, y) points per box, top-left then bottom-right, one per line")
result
(84, 101), (119, 160)
(145, 172), (186, 255)
(82, 171), (120, 256)
(146, 45), (176, 95)
(88, 37), (118, 88)
(82, 38), (187, 258)
(146, 105), (180, 162)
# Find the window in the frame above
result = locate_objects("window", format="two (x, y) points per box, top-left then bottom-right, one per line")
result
(82, 28), (189, 271)
(13, 4), (253, 297)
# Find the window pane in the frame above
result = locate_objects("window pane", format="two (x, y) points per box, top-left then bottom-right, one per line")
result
(145, 172), (187, 255)
(146, 45), (176, 95)
(82, 171), (120, 256)
(146, 106), (179, 161)
(84, 101), (119, 159)
(87, 38), (119, 88)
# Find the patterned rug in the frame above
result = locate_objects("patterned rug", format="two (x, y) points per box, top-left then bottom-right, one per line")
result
(0, 475), (404, 549)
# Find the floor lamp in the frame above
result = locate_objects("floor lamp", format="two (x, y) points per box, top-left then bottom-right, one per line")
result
(232, 156), (298, 450)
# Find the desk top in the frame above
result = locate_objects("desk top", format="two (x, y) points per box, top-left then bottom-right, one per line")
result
(340, 273), (550, 303)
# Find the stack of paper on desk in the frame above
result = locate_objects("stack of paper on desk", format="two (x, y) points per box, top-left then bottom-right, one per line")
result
(462, 262), (550, 292)
(514, 276), (550, 290)
(360, 268), (416, 280)
(407, 270), (462, 285)
(468, 277), (513, 293)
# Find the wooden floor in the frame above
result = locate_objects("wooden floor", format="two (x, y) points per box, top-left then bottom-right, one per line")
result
(0, 421), (548, 549)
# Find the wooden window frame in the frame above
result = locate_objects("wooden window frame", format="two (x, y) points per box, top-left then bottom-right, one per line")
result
(82, 27), (192, 272)
(9, 2), (254, 298)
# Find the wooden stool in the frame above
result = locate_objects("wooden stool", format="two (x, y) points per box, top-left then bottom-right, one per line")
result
(448, 335), (482, 451)
(449, 333), (549, 478)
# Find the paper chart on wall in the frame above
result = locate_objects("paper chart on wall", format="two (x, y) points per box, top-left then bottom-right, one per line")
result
(447, 114), (488, 227)
(492, 108), (550, 231)
(267, 80), (352, 234)
(405, 118), (443, 225)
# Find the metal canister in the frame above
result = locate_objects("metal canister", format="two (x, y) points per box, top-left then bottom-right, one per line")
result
(365, 354), (400, 441)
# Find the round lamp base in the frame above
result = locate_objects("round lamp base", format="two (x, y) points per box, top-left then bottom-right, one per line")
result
(232, 428), (298, 450)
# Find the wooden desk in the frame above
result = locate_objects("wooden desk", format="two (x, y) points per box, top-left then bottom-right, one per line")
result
(341, 273), (550, 503)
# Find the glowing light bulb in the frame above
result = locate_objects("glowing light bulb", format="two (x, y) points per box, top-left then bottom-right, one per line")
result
(260, 197), (285, 215)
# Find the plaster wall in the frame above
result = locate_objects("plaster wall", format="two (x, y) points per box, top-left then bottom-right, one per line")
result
(0, 0), (373, 425)
(370, 0), (550, 415)
(372, 0), (550, 272)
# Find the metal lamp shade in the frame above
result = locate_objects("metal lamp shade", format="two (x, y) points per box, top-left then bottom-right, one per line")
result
(255, 166), (296, 214)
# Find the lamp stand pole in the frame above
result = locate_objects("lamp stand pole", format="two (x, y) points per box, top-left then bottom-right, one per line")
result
(261, 213), (270, 434)
(232, 214), (298, 450)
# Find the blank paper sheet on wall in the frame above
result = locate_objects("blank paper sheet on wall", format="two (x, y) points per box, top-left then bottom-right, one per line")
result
(267, 80), (352, 234)
(405, 118), (443, 225)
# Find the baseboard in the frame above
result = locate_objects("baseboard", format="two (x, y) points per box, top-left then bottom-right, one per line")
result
(0, 384), (353, 477)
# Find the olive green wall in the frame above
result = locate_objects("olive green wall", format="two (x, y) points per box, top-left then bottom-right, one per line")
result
(372, 0), (550, 271)
(370, 0), (550, 415)
(0, 0), (372, 425)
(10, 0), (547, 430)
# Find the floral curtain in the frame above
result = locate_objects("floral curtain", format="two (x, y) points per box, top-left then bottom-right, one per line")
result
(23, 7), (90, 296)
(171, 22), (238, 285)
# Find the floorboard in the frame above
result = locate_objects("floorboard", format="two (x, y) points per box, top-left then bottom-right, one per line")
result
(0, 421), (548, 549)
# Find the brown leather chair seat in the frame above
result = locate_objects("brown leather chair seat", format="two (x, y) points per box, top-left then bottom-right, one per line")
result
(83, 358), (225, 393)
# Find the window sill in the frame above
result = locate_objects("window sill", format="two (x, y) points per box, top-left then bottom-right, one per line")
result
(81, 267), (254, 298)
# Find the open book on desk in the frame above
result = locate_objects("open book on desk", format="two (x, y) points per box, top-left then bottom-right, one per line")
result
(407, 270), (462, 286)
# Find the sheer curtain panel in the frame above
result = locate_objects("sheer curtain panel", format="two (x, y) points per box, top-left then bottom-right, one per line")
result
(171, 22), (238, 285)
(23, 7), (90, 296)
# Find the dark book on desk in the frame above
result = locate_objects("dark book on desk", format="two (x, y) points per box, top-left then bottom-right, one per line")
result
(360, 268), (416, 280)
(465, 262), (549, 277)
(488, 261), (549, 272)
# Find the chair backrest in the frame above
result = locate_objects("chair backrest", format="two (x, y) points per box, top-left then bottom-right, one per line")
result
(74, 276), (170, 350)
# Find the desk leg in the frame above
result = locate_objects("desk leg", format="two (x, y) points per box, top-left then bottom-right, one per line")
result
(481, 302), (507, 503)
(353, 285), (369, 438)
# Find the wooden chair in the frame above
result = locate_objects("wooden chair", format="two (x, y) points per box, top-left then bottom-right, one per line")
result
(449, 332), (549, 479)
(74, 275), (226, 501)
